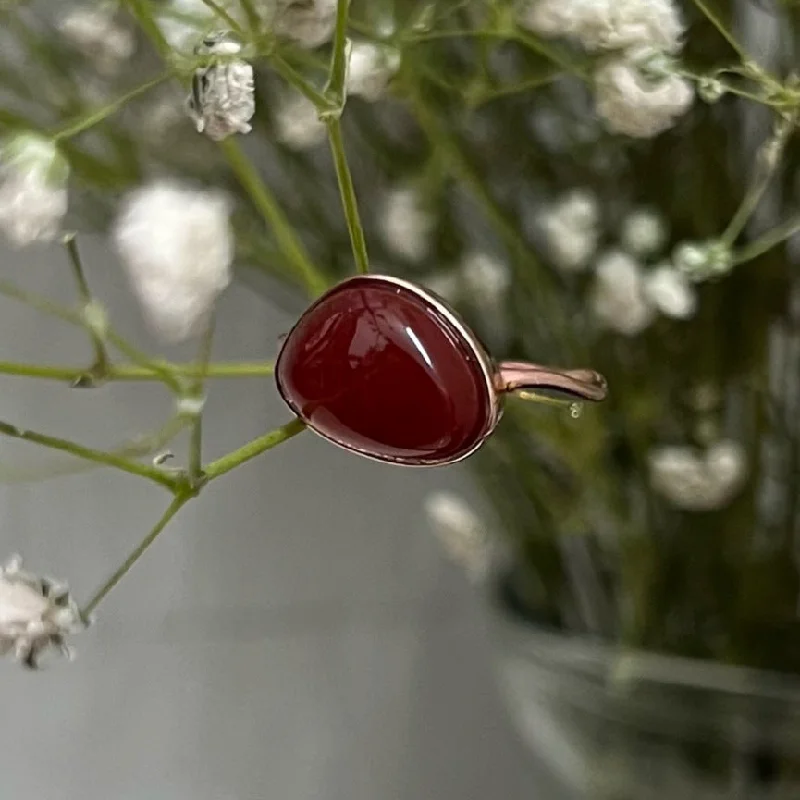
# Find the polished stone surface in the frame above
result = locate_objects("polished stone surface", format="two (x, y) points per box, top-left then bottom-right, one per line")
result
(276, 277), (495, 465)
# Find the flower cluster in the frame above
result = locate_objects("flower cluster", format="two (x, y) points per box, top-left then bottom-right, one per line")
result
(519, 0), (694, 137)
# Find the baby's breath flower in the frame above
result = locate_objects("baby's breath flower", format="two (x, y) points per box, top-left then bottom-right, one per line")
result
(379, 186), (435, 264)
(0, 133), (69, 247)
(57, 5), (136, 76)
(113, 181), (233, 342)
(187, 33), (255, 142)
(424, 492), (493, 583)
(649, 439), (748, 511)
(591, 250), (655, 335)
(620, 207), (667, 257)
(462, 251), (511, 305)
(594, 49), (694, 138)
(274, 92), (327, 150)
(538, 189), (600, 272)
(518, 0), (684, 54)
(0, 555), (84, 669)
(644, 264), (697, 319)
(673, 239), (733, 282)
(273, 0), (336, 49)
(346, 41), (400, 102)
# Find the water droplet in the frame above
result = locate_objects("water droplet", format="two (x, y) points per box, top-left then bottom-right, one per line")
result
(569, 402), (583, 419)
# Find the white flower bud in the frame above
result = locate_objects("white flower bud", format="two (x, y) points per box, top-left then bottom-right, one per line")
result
(379, 186), (435, 264)
(0, 556), (84, 669)
(620, 207), (667, 257)
(673, 239), (732, 282)
(591, 250), (655, 335)
(538, 189), (600, 272)
(594, 50), (694, 138)
(58, 5), (136, 76)
(273, 0), (336, 49)
(424, 492), (493, 583)
(644, 264), (697, 319)
(112, 181), (233, 342)
(187, 34), (255, 142)
(649, 439), (748, 511)
(274, 92), (327, 151)
(697, 77), (726, 103)
(346, 41), (400, 102)
(0, 133), (69, 247)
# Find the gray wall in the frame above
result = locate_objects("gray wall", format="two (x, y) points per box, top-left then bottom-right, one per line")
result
(0, 239), (564, 799)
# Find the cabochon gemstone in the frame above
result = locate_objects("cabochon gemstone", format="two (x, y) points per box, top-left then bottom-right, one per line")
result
(275, 276), (496, 465)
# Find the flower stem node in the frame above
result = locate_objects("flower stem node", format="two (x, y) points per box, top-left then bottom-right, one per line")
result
(176, 394), (206, 418)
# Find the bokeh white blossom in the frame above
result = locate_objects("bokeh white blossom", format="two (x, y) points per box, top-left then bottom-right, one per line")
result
(274, 92), (327, 150)
(0, 133), (69, 247)
(113, 181), (233, 342)
(644, 263), (697, 319)
(591, 250), (655, 335)
(537, 189), (600, 272)
(424, 492), (493, 583)
(379, 186), (435, 264)
(621, 207), (668, 257)
(58, 5), (136, 76)
(346, 41), (400, 102)
(649, 439), (749, 511)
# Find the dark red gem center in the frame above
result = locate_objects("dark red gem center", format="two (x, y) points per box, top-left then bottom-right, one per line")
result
(275, 276), (496, 465)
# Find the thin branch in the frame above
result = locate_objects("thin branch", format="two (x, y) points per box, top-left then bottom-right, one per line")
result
(82, 494), (189, 618)
(0, 420), (179, 489)
(0, 360), (273, 382)
(326, 118), (370, 274)
(51, 73), (171, 141)
(203, 417), (306, 480)
(64, 236), (109, 378)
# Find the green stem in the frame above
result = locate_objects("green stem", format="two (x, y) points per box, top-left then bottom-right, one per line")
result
(204, 417), (306, 480)
(0, 414), (191, 485)
(690, 0), (750, 62)
(271, 55), (332, 109)
(0, 420), (178, 489)
(51, 73), (170, 141)
(64, 237), (110, 377)
(0, 360), (273, 382)
(0, 278), (183, 391)
(720, 117), (794, 247)
(81, 494), (189, 618)
(187, 316), (216, 483)
(220, 139), (330, 297)
(123, 0), (172, 58)
(325, 0), (351, 103)
(732, 215), (800, 265)
(326, 118), (370, 274)
(199, 0), (245, 33)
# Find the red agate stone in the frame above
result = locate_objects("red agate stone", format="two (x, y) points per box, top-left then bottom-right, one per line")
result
(275, 275), (498, 465)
